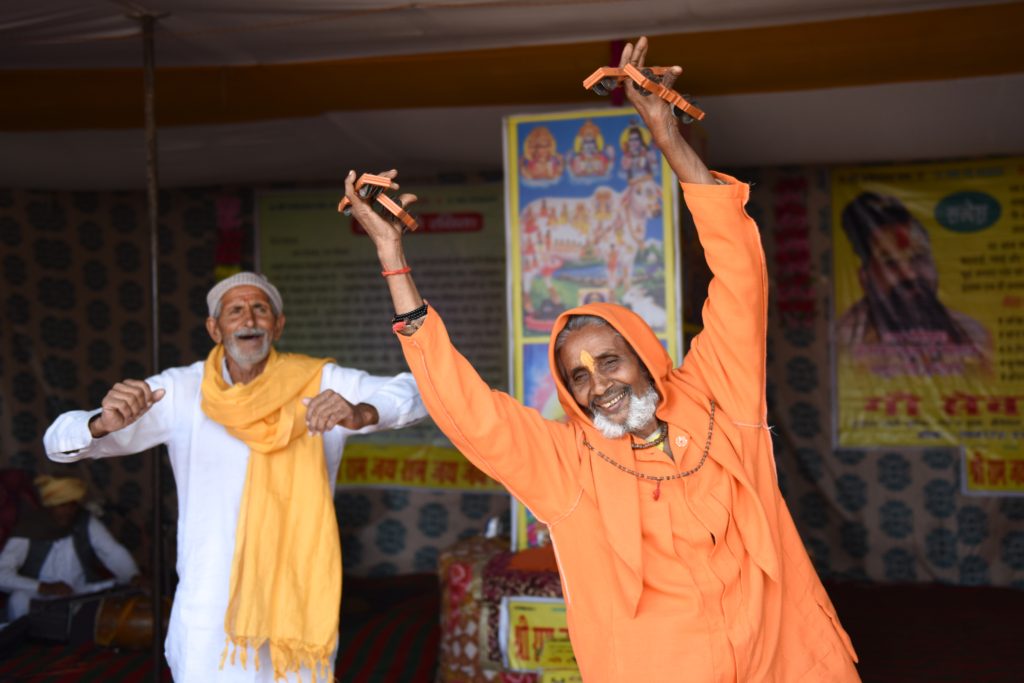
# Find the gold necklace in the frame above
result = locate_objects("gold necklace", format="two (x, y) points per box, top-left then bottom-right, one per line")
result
(582, 400), (715, 501)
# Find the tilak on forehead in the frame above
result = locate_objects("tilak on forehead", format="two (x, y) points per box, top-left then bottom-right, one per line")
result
(580, 349), (596, 373)
(891, 224), (912, 250)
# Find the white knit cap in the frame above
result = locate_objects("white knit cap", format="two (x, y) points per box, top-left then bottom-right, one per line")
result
(206, 271), (284, 317)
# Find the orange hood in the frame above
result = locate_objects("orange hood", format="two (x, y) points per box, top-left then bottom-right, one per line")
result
(548, 302), (670, 425)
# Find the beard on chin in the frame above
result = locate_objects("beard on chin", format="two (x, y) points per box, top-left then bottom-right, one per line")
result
(224, 329), (271, 367)
(591, 385), (659, 440)
(867, 279), (964, 342)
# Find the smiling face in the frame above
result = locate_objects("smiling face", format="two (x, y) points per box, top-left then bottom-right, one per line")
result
(556, 323), (659, 438)
(205, 285), (285, 371)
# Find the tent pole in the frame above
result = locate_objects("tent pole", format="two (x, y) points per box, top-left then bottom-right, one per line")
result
(139, 13), (164, 682)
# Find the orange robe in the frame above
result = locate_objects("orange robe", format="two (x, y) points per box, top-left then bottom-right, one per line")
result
(398, 172), (860, 682)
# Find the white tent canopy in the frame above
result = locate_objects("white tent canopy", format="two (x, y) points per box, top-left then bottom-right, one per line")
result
(2, 0), (995, 68)
(1, 0), (1022, 188)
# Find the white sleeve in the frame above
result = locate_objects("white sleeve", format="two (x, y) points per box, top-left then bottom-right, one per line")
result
(87, 517), (140, 584)
(43, 372), (177, 463)
(322, 365), (426, 434)
(0, 538), (40, 594)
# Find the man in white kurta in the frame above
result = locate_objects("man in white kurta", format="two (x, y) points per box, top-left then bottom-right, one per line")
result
(42, 272), (426, 682)
(0, 476), (139, 621)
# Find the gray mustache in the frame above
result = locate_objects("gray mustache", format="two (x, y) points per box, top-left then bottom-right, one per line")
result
(232, 328), (267, 340)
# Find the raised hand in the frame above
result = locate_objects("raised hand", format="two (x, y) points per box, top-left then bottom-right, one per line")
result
(618, 37), (680, 143)
(90, 380), (166, 438)
(342, 168), (426, 323)
(344, 169), (418, 252)
(302, 390), (378, 434)
(618, 36), (715, 185)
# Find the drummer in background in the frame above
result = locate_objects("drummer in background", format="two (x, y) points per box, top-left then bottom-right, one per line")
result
(0, 475), (139, 622)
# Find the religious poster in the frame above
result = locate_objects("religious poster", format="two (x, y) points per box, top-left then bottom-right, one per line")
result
(505, 108), (682, 547)
(831, 157), (1024, 495)
(498, 596), (579, 673)
(257, 183), (507, 491)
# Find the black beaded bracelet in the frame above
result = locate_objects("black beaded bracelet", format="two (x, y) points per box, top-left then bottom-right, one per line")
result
(392, 303), (428, 324)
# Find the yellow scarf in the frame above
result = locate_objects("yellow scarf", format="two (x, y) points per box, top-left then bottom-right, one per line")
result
(201, 345), (341, 682)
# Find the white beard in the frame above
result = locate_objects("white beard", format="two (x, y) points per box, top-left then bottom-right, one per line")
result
(592, 386), (659, 440)
(224, 328), (271, 368)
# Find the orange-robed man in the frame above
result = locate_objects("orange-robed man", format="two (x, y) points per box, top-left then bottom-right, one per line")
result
(347, 37), (861, 683)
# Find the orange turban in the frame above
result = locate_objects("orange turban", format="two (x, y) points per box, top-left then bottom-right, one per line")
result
(34, 475), (87, 507)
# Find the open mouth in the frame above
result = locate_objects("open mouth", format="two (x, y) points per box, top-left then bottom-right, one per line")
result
(233, 329), (266, 343)
(592, 387), (630, 415)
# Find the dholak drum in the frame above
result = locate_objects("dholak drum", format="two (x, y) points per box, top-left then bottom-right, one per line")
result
(94, 593), (171, 650)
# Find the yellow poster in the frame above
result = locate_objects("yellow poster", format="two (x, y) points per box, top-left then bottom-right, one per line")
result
(832, 157), (1024, 493)
(499, 596), (579, 673)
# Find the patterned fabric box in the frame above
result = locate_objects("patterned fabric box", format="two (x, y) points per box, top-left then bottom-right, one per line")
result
(480, 551), (563, 672)
(438, 537), (563, 683)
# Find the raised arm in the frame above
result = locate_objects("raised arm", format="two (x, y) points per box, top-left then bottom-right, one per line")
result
(618, 36), (715, 186)
(621, 37), (768, 423)
(343, 171), (580, 522)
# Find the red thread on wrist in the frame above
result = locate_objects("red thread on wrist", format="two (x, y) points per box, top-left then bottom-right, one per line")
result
(392, 320), (407, 333)
(382, 266), (411, 277)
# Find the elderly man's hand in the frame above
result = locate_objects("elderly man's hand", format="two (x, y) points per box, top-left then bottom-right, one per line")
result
(618, 36), (681, 145)
(90, 380), (166, 438)
(343, 169), (418, 251)
(302, 390), (379, 434)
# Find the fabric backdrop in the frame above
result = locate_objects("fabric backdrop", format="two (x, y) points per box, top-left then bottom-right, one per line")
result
(2, 170), (1022, 584)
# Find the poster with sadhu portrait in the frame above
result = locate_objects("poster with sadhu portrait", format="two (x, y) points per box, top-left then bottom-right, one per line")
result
(504, 109), (682, 546)
(831, 157), (1024, 495)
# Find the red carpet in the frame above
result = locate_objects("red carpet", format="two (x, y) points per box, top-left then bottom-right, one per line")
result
(825, 580), (1024, 683)
(0, 640), (170, 682)
(1, 578), (1021, 682)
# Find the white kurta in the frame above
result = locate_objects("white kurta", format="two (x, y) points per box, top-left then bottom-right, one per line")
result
(43, 360), (426, 682)
(0, 515), (140, 620)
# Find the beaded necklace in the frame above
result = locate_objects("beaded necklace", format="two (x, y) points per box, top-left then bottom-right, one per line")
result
(582, 400), (716, 501)
(630, 422), (668, 450)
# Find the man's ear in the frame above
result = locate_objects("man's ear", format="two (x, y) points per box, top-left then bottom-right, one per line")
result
(273, 314), (286, 341)
(206, 317), (222, 344)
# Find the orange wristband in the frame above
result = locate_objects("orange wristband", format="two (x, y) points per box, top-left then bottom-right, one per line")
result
(382, 266), (411, 277)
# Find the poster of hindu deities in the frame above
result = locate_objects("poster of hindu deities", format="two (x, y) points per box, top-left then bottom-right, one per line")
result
(831, 157), (1024, 495)
(504, 108), (682, 545)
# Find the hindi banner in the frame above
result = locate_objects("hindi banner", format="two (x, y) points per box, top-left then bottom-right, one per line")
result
(336, 444), (503, 491)
(504, 108), (682, 547)
(832, 157), (1024, 494)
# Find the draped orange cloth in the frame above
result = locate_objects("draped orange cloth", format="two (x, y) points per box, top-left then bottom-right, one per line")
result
(397, 173), (860, 682)
(201, 345), (340, 682)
